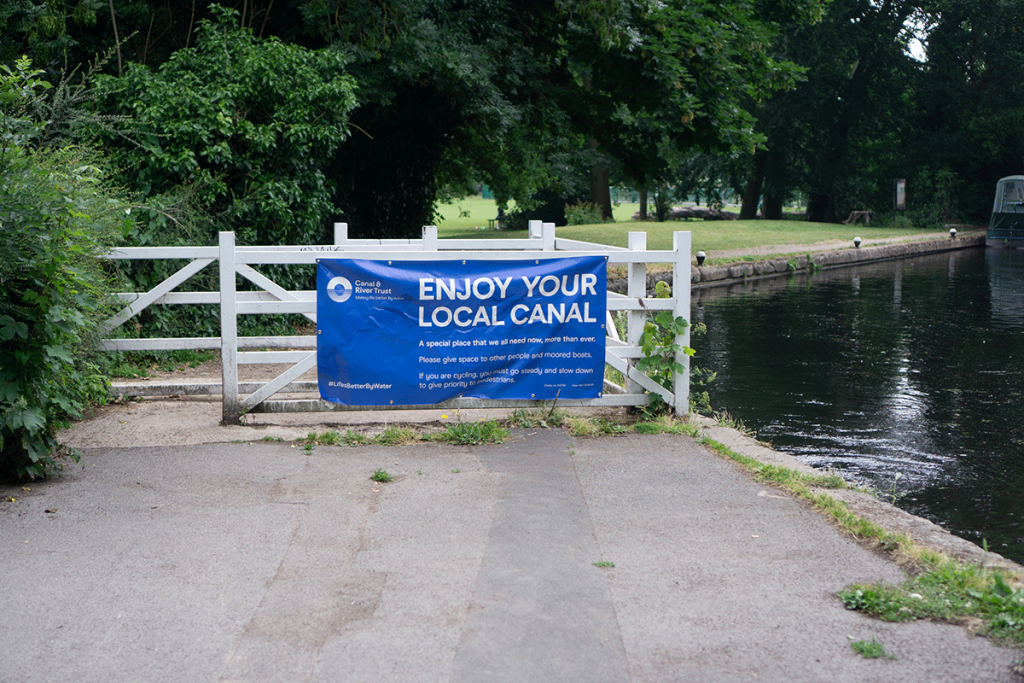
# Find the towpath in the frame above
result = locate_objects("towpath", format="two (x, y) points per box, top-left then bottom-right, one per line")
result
(1, 399), (1020, 683)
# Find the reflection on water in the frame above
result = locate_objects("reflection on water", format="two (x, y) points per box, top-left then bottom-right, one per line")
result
(691, 249), (1024, 562)
(989, 249), (1024, 331)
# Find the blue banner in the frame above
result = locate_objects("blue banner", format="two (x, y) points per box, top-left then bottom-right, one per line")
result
(317, 257), (607, 405)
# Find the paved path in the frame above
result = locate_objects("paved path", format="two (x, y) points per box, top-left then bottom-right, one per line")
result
(2, 418), (1021, 682)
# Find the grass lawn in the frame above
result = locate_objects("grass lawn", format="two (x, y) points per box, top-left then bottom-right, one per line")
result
(554, 220), (947, 252)
(434, 195), (952, 254)
(434, 196), (511, 230)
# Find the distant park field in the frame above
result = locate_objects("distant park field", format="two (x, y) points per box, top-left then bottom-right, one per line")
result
(433, 195), (953, 254)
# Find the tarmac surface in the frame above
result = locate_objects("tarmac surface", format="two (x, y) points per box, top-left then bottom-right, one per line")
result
(2, 400), (1023, 682)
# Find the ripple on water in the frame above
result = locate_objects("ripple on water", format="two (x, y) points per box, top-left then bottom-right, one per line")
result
(693, 248), (1024, 562)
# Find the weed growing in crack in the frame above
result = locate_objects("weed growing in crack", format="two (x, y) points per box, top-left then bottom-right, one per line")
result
(850, 637), (895, 660)
(437, 420), (509, 445)
(375, 425), (417, 446)
(371, 468), (393, 483)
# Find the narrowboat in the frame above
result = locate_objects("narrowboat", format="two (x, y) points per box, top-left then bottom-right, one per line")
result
(987, 175), (1024, 247)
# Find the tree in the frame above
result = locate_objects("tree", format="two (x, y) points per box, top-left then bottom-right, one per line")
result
(6, 0), (826, 238)
(276, 0), (823, 236)
(908, 0), (1024, 223)
(739, 0), (920, 223)
(94, 7), (357, 249)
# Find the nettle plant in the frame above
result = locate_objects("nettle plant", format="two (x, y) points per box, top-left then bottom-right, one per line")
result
(635, 281), (714, 415)
(1, 57), (124, 479)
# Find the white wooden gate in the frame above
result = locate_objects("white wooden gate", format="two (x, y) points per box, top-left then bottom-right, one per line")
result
(101, 222), (691, 424)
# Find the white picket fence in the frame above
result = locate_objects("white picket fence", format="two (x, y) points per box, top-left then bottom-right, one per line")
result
(100, 221), (691, 424)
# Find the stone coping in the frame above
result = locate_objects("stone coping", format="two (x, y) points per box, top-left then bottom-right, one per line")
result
(692, 233), (985, 288)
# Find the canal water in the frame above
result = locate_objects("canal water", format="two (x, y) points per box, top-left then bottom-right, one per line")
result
(690, 248), (1024, 563)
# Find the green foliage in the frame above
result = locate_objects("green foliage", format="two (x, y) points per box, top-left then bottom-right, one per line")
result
(0, 55), (50, 147)
(7, 0), (830, 241)
(634, 280), (714, 415)
(309, 0), (821, 237)
(905, 168), (963, 229)
(104, 349), (214, 378)
(633, 421), (662, 435)
(508, 407), (567, 429)
(375, 425), (417, 446)
(302, 427), (422, 447)
(908, 0), (1024, 222)
(0, 0), (103, 66)
(302, 429), (371, 446)
(636, 300), (692, 386)
(341, 431), (369, 446)
(841, 564), (1024, 645)
(86, 7), (358, 340)
(633, 418), (700, 437)
(1, 60), (125, 479)
(850, 638), (895, 660)
(370, 468), (393, 483)
(97, 7), (357, 251)
(596, 418), (627, 434)
(437, 420), (509, 446)
(565, 202), (605, 226)
(886, 214), (916, 230)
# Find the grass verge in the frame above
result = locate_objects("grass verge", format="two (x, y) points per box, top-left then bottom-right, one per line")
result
(696, 431), (1024, 647)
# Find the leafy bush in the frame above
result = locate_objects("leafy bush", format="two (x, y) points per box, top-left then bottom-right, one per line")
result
(1, 60), (125, 478)
(97, 7), (357, 252)
(501, 188), (585, 231)
(905, 168), (963, 229)
(635, 281), (715, 415)
(565, 202), (604, 226)
(93, 6), (359, 340)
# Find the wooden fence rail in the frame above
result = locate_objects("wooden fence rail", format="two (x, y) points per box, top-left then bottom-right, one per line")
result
(100, 221), (691, 424)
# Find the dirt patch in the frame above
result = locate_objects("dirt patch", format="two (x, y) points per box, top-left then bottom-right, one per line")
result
(111, 352), (318, 386)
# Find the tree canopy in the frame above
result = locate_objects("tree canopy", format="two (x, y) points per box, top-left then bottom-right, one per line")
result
(94, 7), (357, 247)
(3, 0), (826, 238)
(5, 0), (1015, 230)
(734, 0), (1024, 225)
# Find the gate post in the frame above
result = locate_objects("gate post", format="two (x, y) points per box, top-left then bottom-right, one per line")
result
(219, 231), (241, 425)
(422, 225), (438, 251)
(626, 232), (647, 397)
(672, 231), (691, 416)
(334, 222), (348, 245)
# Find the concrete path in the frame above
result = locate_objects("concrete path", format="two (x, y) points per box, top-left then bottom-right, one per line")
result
(2, 410), (1022, 682)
